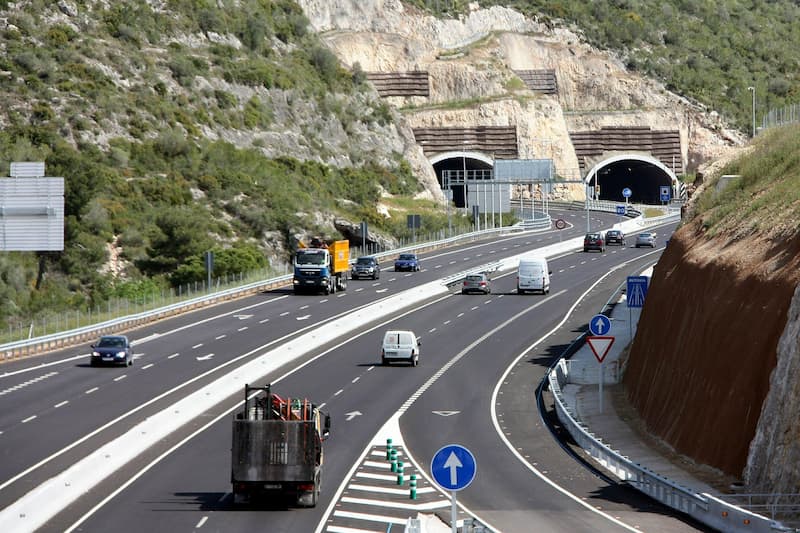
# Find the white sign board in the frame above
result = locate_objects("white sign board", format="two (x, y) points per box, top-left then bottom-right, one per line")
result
(0, 177), (65, 251)
(10, 161), (46, 177)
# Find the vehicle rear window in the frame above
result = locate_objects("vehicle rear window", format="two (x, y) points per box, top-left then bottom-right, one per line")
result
(399, 254), (415, 260)
(466, 275), (482, 281)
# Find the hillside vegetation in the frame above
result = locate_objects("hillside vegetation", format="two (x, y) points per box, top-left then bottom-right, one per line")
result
(0, 0), (442, 329)
(692, 123), (800, 237)
(412, 0), (799, 133)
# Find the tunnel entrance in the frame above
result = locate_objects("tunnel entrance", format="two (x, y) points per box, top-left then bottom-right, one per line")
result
(585, 155), (678, 204)
(432, 153), (494, 208)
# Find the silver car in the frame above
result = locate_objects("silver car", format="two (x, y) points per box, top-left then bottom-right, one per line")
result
(635, 232), (656, 248)
(462, 273), (491, 294)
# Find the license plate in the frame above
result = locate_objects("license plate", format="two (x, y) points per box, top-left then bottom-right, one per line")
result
(103, 356), (114, 361)
(384, 351), (397, 356)
(263, 483), (281, 489)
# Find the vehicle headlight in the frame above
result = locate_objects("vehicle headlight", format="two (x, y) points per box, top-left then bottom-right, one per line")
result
(92, 351), (100, 357)
(116, 351), (127, 357)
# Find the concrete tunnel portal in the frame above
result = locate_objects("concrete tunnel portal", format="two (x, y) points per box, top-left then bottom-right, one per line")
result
(429, 152), (680, 207)
(585, 154), (679, 204)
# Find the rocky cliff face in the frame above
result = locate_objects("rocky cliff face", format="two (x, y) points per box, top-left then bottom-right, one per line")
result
(623, 217), (800, 481)
(745, 284), (800, 492)
(298, 0), (744, 182)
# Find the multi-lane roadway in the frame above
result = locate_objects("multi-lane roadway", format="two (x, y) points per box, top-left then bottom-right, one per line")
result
(0, 211), (705, 532)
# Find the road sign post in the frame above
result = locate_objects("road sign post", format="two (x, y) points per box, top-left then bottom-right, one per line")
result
(431, 444), (477, 533)
(626, 276), (649, 339)
(587, 336), (615, 413)
(622, 188), (632, 215)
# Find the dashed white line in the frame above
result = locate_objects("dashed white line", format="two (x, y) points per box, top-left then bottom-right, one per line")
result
(428, 328), (437, 333)
(113, 375), (126, 382)
(570, 265), (576, 269)
(457, 312), (464, 318)
(470, 306), (479, 311)
(22, 415), (37, 424)
(215, 335), (226, 340)
(355, 288), (364, 292)
(319, 299), (329, 303)
(141, 364), (154, 370)
(352, 377), (360, 384)
(334, 389), (344, 396)
(168, 353), (179, 359)
(299, 305), (309, 310)
(259, 318), (269, 324)
(434, 265), (442, 269)
(237, 327), (248, 332)
(192, 343), (203, 349)
(443, 320), (451, 325)
(195, 516), (208, 528)
(85, 387), (98, 394)
(280, 312), (290, 316)
(54, 401), (69, 409)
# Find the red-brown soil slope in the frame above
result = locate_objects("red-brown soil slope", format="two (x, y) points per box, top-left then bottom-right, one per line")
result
(623, 218), (800, 477)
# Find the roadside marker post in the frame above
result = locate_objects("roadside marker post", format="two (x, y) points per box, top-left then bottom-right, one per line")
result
(431, 445), (477, 533)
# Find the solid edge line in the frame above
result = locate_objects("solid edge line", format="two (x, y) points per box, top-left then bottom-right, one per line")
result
(488, 256), (658, 532)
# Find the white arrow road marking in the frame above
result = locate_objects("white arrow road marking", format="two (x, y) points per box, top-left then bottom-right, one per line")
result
(196, 354), (214, 361)
(345, 411), (362, 421)
(232, 314), (253, 320)
(444, 451), (463, 486)
(432, 411), (460, 417)
(296, 315), (311, 321)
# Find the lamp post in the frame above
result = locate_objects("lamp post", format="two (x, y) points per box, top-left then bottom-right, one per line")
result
(747, 86), (756, 138)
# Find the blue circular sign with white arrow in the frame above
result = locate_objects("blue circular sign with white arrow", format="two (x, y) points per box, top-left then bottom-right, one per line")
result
(430, 444), (476, 491)
(622, 187), (632, 198)
(589, 314), (612, 336)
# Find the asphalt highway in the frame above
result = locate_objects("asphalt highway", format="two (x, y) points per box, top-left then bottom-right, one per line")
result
(0, 211), (696, 532)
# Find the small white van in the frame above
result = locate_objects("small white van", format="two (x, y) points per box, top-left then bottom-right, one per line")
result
(381, 330), (420, 366)
(517, 257), (551, 294)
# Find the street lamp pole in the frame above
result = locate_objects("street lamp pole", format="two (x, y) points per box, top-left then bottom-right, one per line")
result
(747, 86), (756, 138)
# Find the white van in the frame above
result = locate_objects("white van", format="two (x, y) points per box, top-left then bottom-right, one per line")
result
(381, 330), (420, 366)
(517, 257), (551, 294)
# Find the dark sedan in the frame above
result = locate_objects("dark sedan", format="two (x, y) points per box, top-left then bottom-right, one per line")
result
(583, 232), (605, 252)
(605, 229), (626, 245)
(351, 256), (380, 280)
(90, 335), (133, 367)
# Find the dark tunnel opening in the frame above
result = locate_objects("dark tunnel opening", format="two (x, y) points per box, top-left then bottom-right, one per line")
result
(433, 157), (494, 208)
(588, 159), (674, 204)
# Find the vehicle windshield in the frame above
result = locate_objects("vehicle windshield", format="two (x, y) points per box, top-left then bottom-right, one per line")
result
(295, 250), (327, 265)
(98, 337), (125, 348)
(398, 254), (416, 260)
(356, 257), (373, 265)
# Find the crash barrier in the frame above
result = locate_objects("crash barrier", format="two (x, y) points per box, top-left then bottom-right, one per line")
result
(0, 223), (536, 361)
(546, 282), (789, 532)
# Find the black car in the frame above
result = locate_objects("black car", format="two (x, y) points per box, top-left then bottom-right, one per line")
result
(351, 256), (380, 280)
(605, 230), (626, 245)
(90, 335), (133, 366)
(583, 232), (605, 252)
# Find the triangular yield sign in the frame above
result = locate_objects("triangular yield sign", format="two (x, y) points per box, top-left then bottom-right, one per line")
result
(586, 336), (615, 363)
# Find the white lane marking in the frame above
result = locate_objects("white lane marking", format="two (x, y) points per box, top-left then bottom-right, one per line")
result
(355, 288), (364, 292)
(334, 389), (344, 396)
(341, 496), (448, 511)
(279, 312), (290, 316)
(470, 306), (479, 311)
(215, 335), (226, 340)
(558, 269), (565, 273)
(113, 375), (126, 382)
(449, 261), (456, 265)
(337, 293), (347, 298)
(332, 510), (407, 525)
(196, 354), (214, 361)
(375, 288), (388, 293)
(318, 403), (326, 410)
(319, 299), (329, 303)
(259, 318), (269, 324)
(167, 353), (179, 359)
(442, 320), (450, 325)
(352, 377), (360, 384)
(569, 265), (576, 269)
(580, 261), (587, 265)
(192, 343), (203, 349)
(353, 472), (398, 482)
(299, 305), (309, 310)
(54, 401), (69, 409)
(371, 282), (381, 287)
(141, 364), (154, 370)
(457, 313), (464, 318)
(326, 526), (378, 533)
(434, 265), (442, 269)
(85, 387), (98, 394)
(296, 315), (311, 321)
(404, 273), (412, 277)
(195, 516), (208, 528)
(22, 415), (37, 424)
(428, 328), (436, 333)
(0, 371), (59, 397)
(348, 484), (436, 495)
(237, 327), (248, 332)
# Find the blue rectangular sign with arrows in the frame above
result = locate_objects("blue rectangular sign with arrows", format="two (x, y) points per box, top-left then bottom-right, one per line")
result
(627, 276), (649, 308)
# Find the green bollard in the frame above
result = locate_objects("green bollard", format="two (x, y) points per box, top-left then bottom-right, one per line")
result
(390, 458), (397, 472)
(396, 461), (404, 485)
(386, 438), (393, 460)
(409, 475), (417, 500)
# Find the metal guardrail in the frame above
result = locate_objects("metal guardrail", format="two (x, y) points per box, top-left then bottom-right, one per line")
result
(0, 224), (540, 361)
(546, 277), (790, 533)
